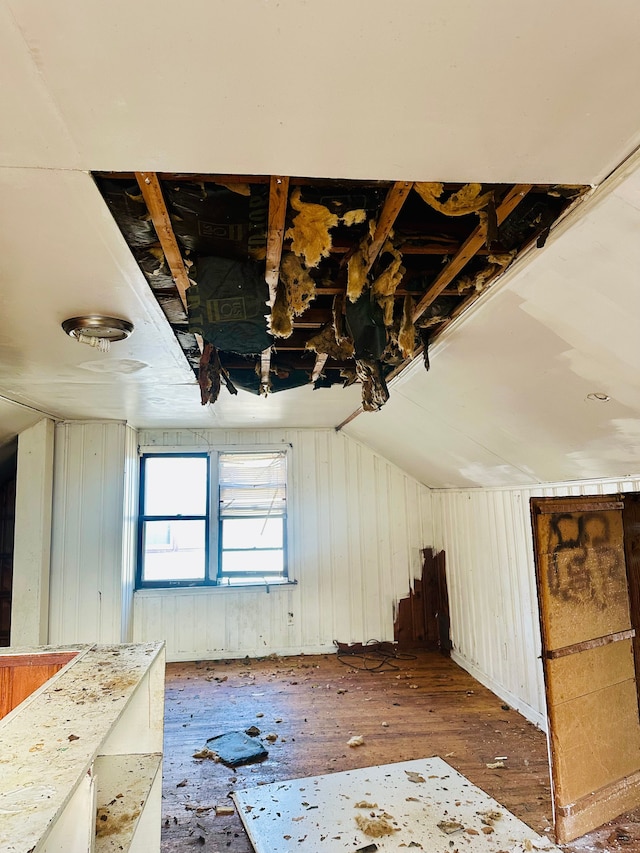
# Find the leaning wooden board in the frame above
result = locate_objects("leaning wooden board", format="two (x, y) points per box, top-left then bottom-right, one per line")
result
(532, 496), (640, 842)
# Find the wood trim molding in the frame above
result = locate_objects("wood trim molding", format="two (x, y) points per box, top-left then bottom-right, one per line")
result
(545, 629), (636, 660)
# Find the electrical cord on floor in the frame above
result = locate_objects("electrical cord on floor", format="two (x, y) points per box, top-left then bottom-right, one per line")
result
(333, 639), (417, 671)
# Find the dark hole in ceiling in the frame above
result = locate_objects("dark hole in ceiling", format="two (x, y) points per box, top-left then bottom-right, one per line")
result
(93, 173), (588, 413)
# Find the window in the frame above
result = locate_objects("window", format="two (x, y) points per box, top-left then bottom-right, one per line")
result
(137, 449), (289, 587)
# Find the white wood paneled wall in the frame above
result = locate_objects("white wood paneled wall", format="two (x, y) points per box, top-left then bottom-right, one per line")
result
(121, 423), (139, 642)
(49, 421), (134, 644)
(432, 475), (640, 729)
(134, 429), (432, 661)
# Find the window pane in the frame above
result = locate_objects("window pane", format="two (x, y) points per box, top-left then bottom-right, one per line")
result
(142, 519), (205, 581)
(220, 549), (284, 575)
(219, 452), (287, 518)
(221, 518), (283, 550)
(144, 456), (207, 516)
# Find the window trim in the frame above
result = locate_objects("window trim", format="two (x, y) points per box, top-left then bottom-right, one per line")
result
(136, 446), (291, 590)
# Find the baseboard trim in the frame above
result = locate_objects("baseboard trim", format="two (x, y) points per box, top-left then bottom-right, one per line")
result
(450, 650), (547, 732)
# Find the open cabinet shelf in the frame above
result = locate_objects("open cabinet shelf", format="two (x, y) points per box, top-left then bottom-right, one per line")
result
(0, 642), (165, 853)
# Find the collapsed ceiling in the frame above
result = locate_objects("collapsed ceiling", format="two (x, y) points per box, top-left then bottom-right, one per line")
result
(95, 174), (588, 413)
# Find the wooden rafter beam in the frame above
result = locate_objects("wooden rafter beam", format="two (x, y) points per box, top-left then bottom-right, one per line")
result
(412, 184), (531, 323)
(365, 180), (414, 273)
(337, 184), (532, 431)
(261, 176), (290, 391)
(265, 176), (290, 306)
(135, 172), (190, 312)
(135, 171), (204, 354)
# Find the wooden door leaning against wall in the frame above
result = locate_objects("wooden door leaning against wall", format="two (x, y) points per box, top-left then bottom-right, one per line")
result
(531, 494), (640, 844)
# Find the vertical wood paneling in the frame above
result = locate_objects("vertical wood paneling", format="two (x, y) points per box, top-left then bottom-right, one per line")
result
(49, 422), (127, 645)
(432, 475), (640, 729)
(133, 429), (433, 661)
(120, 424), (138, 642)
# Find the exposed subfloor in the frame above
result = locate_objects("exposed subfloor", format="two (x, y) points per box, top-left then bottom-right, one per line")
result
(161, 650), (640, 853)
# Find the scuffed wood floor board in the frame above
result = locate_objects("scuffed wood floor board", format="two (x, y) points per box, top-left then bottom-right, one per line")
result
(160, 650), (640, 852)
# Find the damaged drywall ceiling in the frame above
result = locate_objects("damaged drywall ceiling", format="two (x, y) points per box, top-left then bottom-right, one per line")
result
(95, 174), (588, 413)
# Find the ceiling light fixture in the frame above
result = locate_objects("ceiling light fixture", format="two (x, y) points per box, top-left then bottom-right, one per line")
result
(586, 392), (610, 402)
(62, 315), (134, 353)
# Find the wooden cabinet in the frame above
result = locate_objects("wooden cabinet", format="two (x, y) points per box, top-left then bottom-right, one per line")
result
(0, 642), (165, 853)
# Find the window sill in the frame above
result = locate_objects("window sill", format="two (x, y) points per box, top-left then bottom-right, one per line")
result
(134, 580), (297, 596)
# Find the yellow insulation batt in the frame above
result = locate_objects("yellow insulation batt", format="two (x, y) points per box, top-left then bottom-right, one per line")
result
(372, 241), (405, 298)
(280, 252), (316, 315)
(347, 220), (376, 303)
(306, 325), (354, 360)
(285, 188), (339, 267)
(269, 279), (293, 338)
(397, 294), (415, 358)
(341, 208), (367, 226)
(414, 182), (492, 216)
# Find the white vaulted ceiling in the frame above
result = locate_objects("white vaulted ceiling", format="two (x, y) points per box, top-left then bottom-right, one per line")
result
(2, 0), (640, 486)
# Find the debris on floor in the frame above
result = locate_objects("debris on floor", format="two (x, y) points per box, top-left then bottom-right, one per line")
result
(437, 819), (464, 834)
(355, 812), (399, 837)
(192, 748), (218, 760)
(405, 770), (425, 783)
(201, 731), (268, 767)
(348, 735), (365, 747)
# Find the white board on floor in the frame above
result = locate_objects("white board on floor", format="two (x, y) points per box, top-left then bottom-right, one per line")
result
(233, 757), (559, 853)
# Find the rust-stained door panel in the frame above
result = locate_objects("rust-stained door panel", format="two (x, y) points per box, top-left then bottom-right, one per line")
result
(532, 496), (640, 844)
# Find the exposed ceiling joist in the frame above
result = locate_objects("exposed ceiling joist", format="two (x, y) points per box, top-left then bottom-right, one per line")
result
(412, 184), (531, 323)
(261, 175), (290, 391)
(135, 170), (204, 353)
(100, 173), (585, 413)
(365, 181), (414, 273)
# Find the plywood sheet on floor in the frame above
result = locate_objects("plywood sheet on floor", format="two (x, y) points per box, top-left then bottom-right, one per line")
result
(233, 757), (560, 853)
(160, 651), (640, 852)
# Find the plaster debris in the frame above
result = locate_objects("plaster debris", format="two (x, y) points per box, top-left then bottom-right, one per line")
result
(486, 761), (505, 769)
(355, 801), (378, 809)
(405, 771), (426, 783)
(286, 188), (338, 267)
(193, 748), (218, 761)
(355, 812), (398, 837)
(347, 735), (365, 747)
(437, 820), (464, 834)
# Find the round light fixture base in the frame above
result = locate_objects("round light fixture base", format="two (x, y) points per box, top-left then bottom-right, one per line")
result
(62, 315), (134, 343)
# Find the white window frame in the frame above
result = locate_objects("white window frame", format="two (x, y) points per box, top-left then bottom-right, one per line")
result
(137, 445), (292, 589)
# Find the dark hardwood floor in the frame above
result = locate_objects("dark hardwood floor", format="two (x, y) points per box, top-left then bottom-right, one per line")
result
(161, 650), (640, 852)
